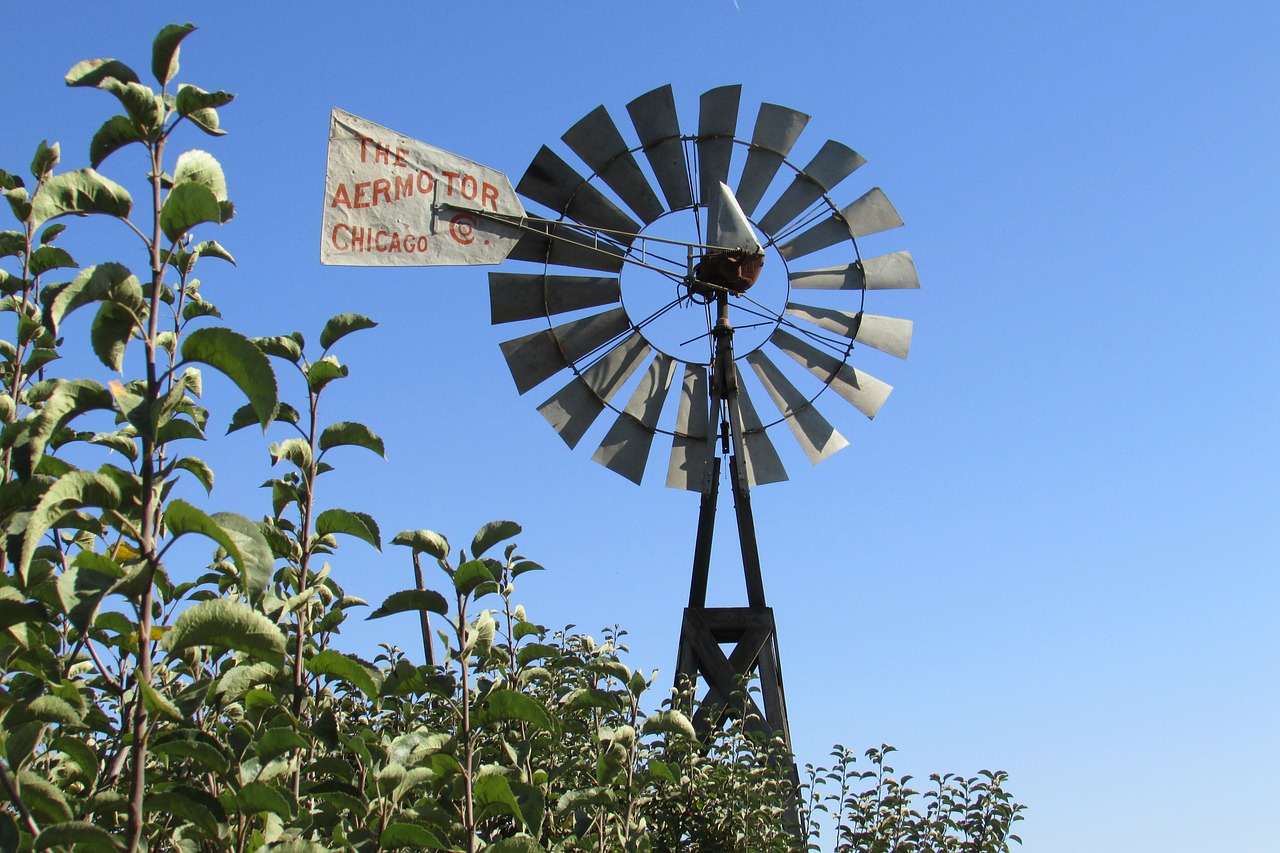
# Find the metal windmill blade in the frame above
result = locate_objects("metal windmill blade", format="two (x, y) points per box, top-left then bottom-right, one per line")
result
(488, 273), (621, 325)
(789, 250), (920, 291)
(745, 350), (849, 465)
(735, 102), (810, 217)
(697, 85), (741, 204)
(537, 331), (652, 448)
(757, 140), (866, 237)
(562, 105), (666, 225)
(666, 364), (710, 491)
(768, 327), (893, 420)
(627, 84), (694, 211)
(518, 147), (642, 240)
(497, 307), (631, 395)
(776, 187), (904, 262)
(592, 353), (678, 484)
(784, 303), (913, 360)
(727, 363), (788, 487)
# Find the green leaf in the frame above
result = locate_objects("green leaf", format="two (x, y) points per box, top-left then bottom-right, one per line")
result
(391, 529), (449, 560)
(319, 313), (377, 350)
(367, 589), (448, 620)
(306, 356), (348, 393)
(147, 787), (225, 838)
(253, 334), (302, 362)
(308, 649), (382, 698)
(39, 223), (66, 245)
(25, 696), (82, 726)
(173, 456), (214, 493)
(16, 772), (72, 823)
(28, 245), (75, 277)
(227, 401), (297, 435)
(57, 562), (118, 632)
(0, 599), (48, 631)
(315, 508), (381, 550)
(319, 421), (385, 458)
(255, 727), (309, 762)
(474, 773), (526, 827)
(140, 682), (182, 721)
(641, 709), (697, 741)
(150, 738), (229, 775)
(173, 149), (228, 201)
(42, 262), (137, 335)
(90, 301), (142, 372)
(485, 835), (546, 853)
(181, 326), (277, 429)
(236, 781), (292, 819)
(89, 115), (144, 168)
(30, 141), (59, 182)
(379, 823), (446, 850)
(65, 58), (140, 88)
(163, 597), (286, 667)
(160, 181), (221, 242)
(165, 498), (245, 570)
(215, 661), (278, 699)
(152, 22), (196, 85)
(17, 471), (120, 583)
(30, 169), (132, 228)
(211, 512), (274, 601)
(472, 688), (554, 732)
(34, 821), (122, 851)
(175, 84), (234, 115)
(453, 559), (495, 597)
(472, 520), (521, 558)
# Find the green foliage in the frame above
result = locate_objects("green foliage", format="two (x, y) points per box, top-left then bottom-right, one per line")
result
(0, 22), (1025, 853)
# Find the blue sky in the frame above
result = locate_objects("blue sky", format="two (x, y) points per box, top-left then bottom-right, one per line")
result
(4, 2), (1278, 850)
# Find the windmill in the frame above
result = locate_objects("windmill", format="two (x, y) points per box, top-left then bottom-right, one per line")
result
(321, 84), (918, 763)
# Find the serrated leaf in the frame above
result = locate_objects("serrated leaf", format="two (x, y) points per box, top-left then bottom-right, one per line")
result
(308, 649), (382, 698)
(474, 773), (527, 827)
(173, 149), (227, 201)
(65, 58), (140, 88)
(319, 421), (385, 458)
(379, 823), (445, 850)
(485, 837), (545, 853)
(163, 597), (286, 667)
(210, 512), (274, 601)
(152, 22), (196, 85)
(89, 115), (144, 169)
(181, 327), (277, 428)
(57, 563), (118, 632)
(18, 471), (120, 583)
(306, 356), (347, 393)
(236, 780), (292, 819)
(641, 709), (697, 741)
(30, 140), (59, 182)
(315, 508), (380, 550)
(165, 498), (246, 571)
(141, 682), (182, 721)
(391, 529), (449, 560)
(90, 300), (141, 372)
(253, 334), (302, 362)
(471, 520), (521, 558)
(227, 401), (297, 435)
(39, 223), (66, 245)
(452, 559), (495, 597)
(173, 456), (214, 493)
(34, 821), (122, 851)
(255, 727), (309, 762)
(28, 245), (74, 276)
(472, 687), (553, 732)
(319, 313), (376, 350)
(30, 169), (132, 228)
(42, 262), (137, 335)
(367, 589), (448, 620)
(160, 181), (220, 242)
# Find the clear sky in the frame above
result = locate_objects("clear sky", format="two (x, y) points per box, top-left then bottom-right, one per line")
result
(4, 2), (1278, 850)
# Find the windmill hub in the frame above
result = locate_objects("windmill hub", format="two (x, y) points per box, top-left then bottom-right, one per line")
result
(691, 247), (765, 297)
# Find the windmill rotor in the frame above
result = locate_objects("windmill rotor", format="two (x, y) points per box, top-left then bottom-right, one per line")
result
(488, 83), (918, 489)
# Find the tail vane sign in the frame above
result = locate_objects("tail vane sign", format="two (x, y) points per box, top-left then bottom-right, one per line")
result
(321, 109), (524, 267)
